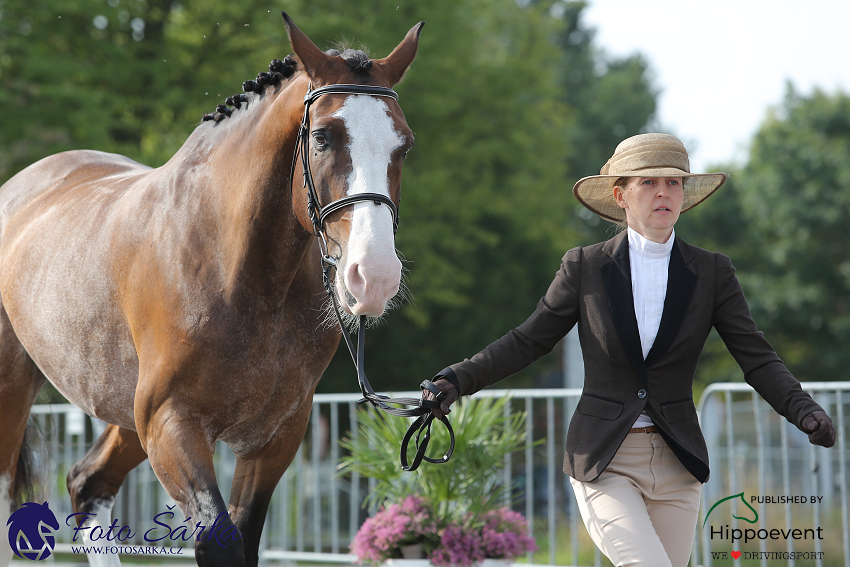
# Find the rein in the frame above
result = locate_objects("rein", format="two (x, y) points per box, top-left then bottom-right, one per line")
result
(291, 83), (455, 472)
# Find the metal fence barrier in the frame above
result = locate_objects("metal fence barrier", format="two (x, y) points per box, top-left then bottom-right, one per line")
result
(695, 382), (850, 567)
(26, 383), (850, 566)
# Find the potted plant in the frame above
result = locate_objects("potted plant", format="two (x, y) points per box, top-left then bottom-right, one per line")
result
(340, 395), (537, 566)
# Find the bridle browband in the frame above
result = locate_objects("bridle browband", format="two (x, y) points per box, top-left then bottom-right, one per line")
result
(291, 82), (454, 472)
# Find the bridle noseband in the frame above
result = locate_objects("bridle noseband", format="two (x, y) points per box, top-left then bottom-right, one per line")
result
(292, 83), (454, 472)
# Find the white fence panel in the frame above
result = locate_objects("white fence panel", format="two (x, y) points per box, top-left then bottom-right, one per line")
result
(26, 382), (850, 566)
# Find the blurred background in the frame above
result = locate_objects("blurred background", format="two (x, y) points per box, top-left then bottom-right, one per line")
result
(2, 0), (849, 401)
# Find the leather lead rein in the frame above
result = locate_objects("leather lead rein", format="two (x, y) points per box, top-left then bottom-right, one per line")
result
(295, 83), (455, 471)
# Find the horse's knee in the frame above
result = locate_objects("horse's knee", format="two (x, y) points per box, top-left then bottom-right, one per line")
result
(66, 461), (112, 515)
(67, 425), (146, 515)
(66, 452), (123, 516)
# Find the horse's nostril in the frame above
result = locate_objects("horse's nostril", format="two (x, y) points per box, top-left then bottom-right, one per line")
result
(345, 262), (367, 296)
(345, 288), (357, 307)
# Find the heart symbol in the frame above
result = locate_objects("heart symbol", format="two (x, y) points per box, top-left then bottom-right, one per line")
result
(731, 551), (742, 560)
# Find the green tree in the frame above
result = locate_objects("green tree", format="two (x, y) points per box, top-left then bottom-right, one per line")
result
(734, 86), (850, 381)
(681, 85), (850, 390)
(0, 0), (658, 397)
(0, 0), (297, 177)
(315, 0), (658, 393)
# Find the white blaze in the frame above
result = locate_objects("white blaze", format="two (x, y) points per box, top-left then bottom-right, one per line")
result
(332, 95), (403, 314)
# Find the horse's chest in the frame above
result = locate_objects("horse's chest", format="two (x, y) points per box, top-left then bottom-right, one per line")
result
(213, 379), (314, 455)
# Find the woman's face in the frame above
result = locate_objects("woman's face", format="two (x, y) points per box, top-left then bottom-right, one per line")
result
(613, 177), (684, 243)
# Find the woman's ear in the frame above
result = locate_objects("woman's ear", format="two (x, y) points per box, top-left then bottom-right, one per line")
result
(613, 185), (628, 209)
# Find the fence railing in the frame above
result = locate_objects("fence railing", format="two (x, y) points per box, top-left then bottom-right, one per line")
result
(695, 382), (850, 567)
(27, 382), (850, 566)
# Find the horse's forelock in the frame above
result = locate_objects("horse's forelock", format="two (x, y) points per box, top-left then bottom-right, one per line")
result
(324, 47), (373, 74)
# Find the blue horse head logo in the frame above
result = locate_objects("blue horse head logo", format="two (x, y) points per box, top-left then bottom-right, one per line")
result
(7, 501), (60, 561)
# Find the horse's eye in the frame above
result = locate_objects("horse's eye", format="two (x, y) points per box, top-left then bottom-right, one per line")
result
(312, 131), (328, 148)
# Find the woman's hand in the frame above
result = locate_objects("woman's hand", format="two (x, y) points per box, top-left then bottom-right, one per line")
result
(423, 378), (459, 418)
(801, 410), (836, 447)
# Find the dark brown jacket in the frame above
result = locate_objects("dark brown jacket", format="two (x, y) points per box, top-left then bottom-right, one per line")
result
(439, 232), (822, 483)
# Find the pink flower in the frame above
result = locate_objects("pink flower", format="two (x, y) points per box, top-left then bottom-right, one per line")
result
(480, 508), (537, 559)
(350, 497), (441, 564)
(429, 525), (485, 567)
(351, 500), (536, 566)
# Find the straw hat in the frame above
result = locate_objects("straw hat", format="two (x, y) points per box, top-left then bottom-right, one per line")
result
(572, 133), (728, 223)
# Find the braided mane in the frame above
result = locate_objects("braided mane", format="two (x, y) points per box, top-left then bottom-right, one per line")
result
(202, 48), (374, 122)
(202, 55), (298, 122)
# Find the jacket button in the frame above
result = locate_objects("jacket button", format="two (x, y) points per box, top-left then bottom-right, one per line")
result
(637, 389), (647, 399)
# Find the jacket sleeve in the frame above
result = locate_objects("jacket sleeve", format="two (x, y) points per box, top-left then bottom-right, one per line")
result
(436, 247), (582, 397)
(712, 253), (823, 428)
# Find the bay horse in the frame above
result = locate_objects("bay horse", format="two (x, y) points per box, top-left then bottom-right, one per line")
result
(0, 14), (422, 567)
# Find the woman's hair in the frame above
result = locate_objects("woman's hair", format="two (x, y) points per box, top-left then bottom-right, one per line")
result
(611, 177), (631, 231)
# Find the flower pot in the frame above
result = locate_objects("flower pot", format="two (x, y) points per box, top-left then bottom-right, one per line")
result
(400, 544), (425, 559)
(384, 559), (430, 567)
(384, 559), (512, 567)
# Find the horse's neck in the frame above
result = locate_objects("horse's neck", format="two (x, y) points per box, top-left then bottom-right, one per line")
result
(162, 75), (313, 300)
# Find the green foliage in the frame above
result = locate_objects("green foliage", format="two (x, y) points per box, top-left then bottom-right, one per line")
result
(1, 0), (657, 398)
(733, 86), (850, 380)
(314, 0), (657, 392)
(338, 396), (530, 523)
(680, 85), (850, 387)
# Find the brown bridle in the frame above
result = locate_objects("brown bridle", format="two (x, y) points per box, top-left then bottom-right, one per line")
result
(291, 83), (454, 472)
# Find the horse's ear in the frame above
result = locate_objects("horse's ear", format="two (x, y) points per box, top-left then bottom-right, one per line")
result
(282, 12), (330, 81)
(374, 22), (425, 86)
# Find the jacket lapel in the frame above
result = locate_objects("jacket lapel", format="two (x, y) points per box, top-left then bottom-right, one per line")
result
(600, 233), (647, 388)
(645, 238), (697, 367)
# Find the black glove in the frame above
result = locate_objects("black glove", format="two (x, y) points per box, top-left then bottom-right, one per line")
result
(801, 410), (836, 448)
(423, 378), (459, 418)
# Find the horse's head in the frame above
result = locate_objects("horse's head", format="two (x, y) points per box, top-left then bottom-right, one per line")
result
(284, 14), (422, 319)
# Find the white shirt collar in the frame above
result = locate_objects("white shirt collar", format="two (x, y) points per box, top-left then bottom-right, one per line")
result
(628, 226), (675, 259)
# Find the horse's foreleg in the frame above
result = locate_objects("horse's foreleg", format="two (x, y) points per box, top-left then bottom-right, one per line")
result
(67, 424), (148, 514)
(66, 424), (147, 567)
(228, 400), (313, 567)
(142, 416), (245, 567)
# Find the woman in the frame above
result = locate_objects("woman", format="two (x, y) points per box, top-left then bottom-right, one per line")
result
(424, 133), (836, 567)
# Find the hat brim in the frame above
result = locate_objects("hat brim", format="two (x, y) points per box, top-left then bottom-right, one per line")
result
(572, 170), (728, 223)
